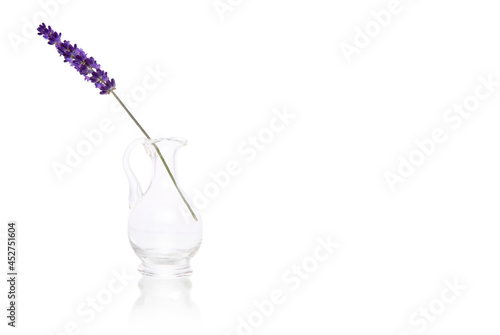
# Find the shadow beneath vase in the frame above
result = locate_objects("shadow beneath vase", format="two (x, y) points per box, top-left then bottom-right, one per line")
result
(128, 275), (201, 333)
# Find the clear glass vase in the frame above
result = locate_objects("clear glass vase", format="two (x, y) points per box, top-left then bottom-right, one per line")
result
(123, 137), (202, 278)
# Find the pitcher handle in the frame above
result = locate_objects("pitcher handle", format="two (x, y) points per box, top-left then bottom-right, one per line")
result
(123, 138), (149, 209)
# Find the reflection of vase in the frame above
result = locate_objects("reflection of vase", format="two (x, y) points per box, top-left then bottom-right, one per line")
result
(129, 276), (201, 331)
(124, 137), (202, 278)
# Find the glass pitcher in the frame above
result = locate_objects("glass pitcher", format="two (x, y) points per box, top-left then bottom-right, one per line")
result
(124, 137), (202, 278)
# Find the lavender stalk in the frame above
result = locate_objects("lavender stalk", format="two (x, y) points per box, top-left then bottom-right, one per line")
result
(37, 23), (198, 222)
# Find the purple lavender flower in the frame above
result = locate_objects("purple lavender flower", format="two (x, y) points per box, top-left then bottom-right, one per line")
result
(57, 40), (73, 59)
(90, 69), (109, 86)
(37, 23), (116, 95)
(37, 23), (52, 39)
(99, 79), (116, 95)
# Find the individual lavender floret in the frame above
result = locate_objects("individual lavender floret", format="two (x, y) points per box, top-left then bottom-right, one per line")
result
(57, 40), (73, 59)
(99, 79), (116, 95)
(90, 69), (109, 86)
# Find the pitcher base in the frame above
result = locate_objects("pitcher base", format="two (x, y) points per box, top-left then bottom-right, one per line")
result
(138, 260), (192, 278)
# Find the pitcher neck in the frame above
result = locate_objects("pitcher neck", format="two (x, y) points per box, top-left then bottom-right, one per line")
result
(145, 137), (186, 188)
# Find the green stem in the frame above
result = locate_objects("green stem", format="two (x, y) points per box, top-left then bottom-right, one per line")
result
(111, 91), (198, 222)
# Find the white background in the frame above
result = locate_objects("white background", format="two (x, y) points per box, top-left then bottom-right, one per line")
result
(1, 0), (500, 334)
